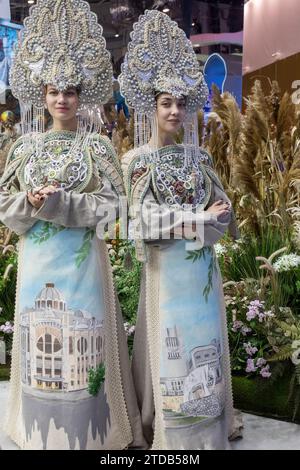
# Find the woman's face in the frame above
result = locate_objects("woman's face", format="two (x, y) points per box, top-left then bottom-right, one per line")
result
(45, 85), (79, 122)
(156, 93), (186, 135)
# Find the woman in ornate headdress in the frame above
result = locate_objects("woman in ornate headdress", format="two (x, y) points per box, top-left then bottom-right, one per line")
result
(120, 10), (240, 450)
(0, 0), (145, 450)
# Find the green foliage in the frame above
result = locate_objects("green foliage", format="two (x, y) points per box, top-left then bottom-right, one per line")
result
(296, 363), (300, 386)
(88, 364), (105, 397)
(276, 268), (300, 315)
(0, 251), (17, 323)
(75, 228), (95, 268)
(221, 226), (292, 282)
(112, 242), (141, 324)
(268, 361), (286, 385)
(186, 247), (218, 301)
(127, 334), (134, 358)
(268, 345), (293, 362)
(30, 222), (66, 244)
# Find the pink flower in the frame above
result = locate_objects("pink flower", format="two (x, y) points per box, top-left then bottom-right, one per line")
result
(246, 358), (257, 373)
(231, 320), (243, 332)
(241, 326), (252, 336)
(243, 342), (258, 356)
(256, 358), (267, 367)
(251, 300), (265, 307)
(246, 306), (258, 321)
(0, 321), (14, 334)
(246, 300), (274, 323)
(260, 365), (271, 378)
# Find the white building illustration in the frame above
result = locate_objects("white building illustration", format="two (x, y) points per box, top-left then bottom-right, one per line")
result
(161, 326), (186, 398)
(161, 324), (222, 403)
(20, 283), (104, 392)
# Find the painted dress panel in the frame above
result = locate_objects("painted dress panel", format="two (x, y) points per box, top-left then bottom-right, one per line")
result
(158, 240), (228, 449)
(17, 221), (109, 449)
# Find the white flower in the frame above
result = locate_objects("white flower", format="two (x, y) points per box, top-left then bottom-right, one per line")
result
(231, 243), (241, 251)
(273, 253), (300, 272)
(214, 243), (226, 257)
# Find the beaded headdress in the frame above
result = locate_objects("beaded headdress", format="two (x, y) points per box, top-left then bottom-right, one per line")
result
(119, 9), (208, 153)
(10, 0), (113, 147)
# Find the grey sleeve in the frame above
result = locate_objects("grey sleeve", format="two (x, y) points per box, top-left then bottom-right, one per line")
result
(131, 183), (238, 246)
(31, 177), (120, 231)
(201, 211), (231, 246)
(0, 190), (37, 235)
(131, 188), (216, 242)
(202, 182), (240, 246)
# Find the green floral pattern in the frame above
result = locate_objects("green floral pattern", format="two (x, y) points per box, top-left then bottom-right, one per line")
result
(186, 246), (218, 301)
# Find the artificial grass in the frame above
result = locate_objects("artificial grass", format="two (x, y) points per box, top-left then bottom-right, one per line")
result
(0, 363), (10, 381)
(232, 370), (300, 423)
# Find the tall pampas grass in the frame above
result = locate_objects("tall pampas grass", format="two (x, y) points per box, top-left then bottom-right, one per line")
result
(203, 80), (300, 239)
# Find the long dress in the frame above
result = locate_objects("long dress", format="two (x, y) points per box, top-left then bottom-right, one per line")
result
(122, 144), (239, 450)
(0, 130), (146, 450)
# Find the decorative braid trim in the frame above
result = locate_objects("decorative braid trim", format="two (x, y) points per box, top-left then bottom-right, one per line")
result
(122, 147), (153, 263)
(121, 149), (136, 194)
(96, 158), (125, 197)
(216, 263), (235, 438)
(2, 237), (25, 448)
(98, 135), (123, 179)
(205, 166), (225, 192)
(121, 145), (151, 197)
(98, 240), (133, 449)
(145, 246), (167, 450)
(130, 172), (152, 262)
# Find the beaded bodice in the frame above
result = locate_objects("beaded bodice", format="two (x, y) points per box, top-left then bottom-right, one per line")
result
(0, 130), (126, 196)
(130, 145), (213, 209)
(14, 131), (93, 193)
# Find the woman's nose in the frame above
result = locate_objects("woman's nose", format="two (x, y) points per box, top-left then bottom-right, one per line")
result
(57, 93), (66, 103)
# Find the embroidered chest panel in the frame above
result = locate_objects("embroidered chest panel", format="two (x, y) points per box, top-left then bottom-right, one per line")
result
(17, 132), (94, 193)
(132, 146), (212, 209)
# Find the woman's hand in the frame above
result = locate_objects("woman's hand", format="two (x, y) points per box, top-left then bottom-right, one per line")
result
(38, 185), (58, 197)
(27, 185), (58, 209)
(206, 200), (231, 219)
(27, 191), (44, 209)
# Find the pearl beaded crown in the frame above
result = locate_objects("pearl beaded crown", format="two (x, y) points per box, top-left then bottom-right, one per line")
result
(119, 9), (208, 115)
(10, 0), (113, 107)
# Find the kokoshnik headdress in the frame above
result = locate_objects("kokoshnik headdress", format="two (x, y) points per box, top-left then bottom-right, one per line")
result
(10, 0), (113, 151)
(119, 9), (208, 158)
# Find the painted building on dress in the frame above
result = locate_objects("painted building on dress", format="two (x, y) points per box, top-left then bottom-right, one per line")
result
(20, 283), (104, 392)
(161, 324), (222, 413)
